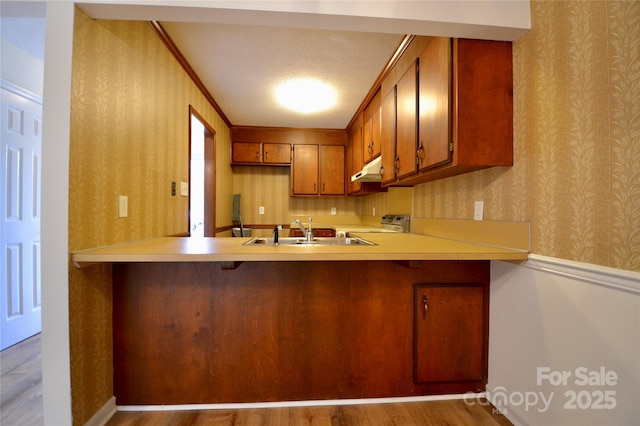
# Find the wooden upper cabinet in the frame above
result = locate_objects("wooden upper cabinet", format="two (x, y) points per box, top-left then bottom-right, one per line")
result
(291, 145), (319, 195)
(232, 142), (261, 164)
(231, 142), (291, 165)
(395, 59), (419, 180)
(291, 144), (344, 196)
(320, 145), (345, 196)
(371, 106), (381, 160)
(377, 36), (512, 187)
(418, 37), (452, 171)
(363, 117), (372, 162)
(453, 38), (513, 168)
(380, 86), (397, 186)
(347, 123), (363, 195)
(363, 90), (381, 163)
(263, 143), (291, 164)
(231, 127), (345, 167)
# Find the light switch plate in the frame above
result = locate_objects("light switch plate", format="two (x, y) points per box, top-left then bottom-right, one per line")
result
(259, 206), (265, 215)
(331, 207), (336, 215)
(180, 181), (189, 197)
(474, 200), (484, 221)
(118, 195), (128, 218)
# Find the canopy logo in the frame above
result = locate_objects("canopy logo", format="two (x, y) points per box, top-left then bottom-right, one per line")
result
(464, 366), (618, 414)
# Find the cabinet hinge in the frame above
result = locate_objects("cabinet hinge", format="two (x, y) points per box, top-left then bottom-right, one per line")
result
(449, 142), (454, 152)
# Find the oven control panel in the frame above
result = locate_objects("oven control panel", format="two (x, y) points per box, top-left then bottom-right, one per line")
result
(381, 214), (411, 233)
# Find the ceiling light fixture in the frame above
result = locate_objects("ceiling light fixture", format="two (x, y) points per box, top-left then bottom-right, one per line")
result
(275, 78), (337, 114)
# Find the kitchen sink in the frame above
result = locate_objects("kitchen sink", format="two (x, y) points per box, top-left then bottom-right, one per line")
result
(242, 236), (376, 246)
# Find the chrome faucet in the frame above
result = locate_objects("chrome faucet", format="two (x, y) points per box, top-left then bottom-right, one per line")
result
(293, 217), (313, 242)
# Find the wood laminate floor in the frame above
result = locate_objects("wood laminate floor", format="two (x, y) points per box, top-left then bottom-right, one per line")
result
(0, 334), (43, 426)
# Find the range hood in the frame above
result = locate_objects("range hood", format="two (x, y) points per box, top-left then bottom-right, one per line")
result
(351, 156), (382, 182)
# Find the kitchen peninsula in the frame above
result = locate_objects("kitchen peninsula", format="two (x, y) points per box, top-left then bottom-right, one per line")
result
(72, 221), (528, 406)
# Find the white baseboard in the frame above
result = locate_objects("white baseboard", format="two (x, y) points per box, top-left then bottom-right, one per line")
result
(84, 396), (117, 426)
(117, 394), (469, 412)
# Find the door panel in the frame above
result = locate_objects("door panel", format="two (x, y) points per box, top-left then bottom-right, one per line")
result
(348, 125), (362, 194)
(396, 60), (418, 180)
(320, 145), (344, 195)
(415, 283), (484, 383)
(1, 86), (42, 349)
(380, 86), (397, 186)
(291, 145), (319, 195)
(418, 37), (452, 171)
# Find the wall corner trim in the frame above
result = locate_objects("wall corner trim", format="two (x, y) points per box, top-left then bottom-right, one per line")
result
(523, 254), (640, 295)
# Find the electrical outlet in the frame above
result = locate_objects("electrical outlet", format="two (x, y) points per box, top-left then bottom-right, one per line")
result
(474, 200), (484, 221)
(259, 206), (265, 215)
(171, 181), (176, 196)
(372, 207), (376, 216)
(118, 195), (128, 218)
(331, 207), (336, 215)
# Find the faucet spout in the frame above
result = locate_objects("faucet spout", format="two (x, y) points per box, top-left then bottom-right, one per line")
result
(293, 218), (314, 242)
(293, 219), (306, 235)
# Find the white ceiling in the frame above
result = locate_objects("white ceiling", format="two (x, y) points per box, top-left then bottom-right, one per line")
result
(161, 22), (404, 129)
(77, 1), (529, 130)
(3, 1), (530, 130)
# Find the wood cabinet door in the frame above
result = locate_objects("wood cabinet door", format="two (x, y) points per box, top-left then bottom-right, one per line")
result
(263, 143), (291, 164)
(418, 37), (452, 171)
(320, 145), (345, 195)
(380, 86), (397, 186)
(363, 89), (381, 163)
(291, 145), (319, 195)
(363, 116), (373, 162)
(348, 125), (363, 194)
(371, 104), (381, 160)
(396, 60), (419, 180)
(414, 283), (485, 383)
(232, 142), (261, 163)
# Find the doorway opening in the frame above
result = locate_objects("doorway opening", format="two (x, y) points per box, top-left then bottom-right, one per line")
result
(190, 115), (205, 237)
(1, 14), (45, 351)
(189, 107), (216, 237)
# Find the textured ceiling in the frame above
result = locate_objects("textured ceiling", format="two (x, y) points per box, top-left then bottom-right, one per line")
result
(161, 22), (404, 129)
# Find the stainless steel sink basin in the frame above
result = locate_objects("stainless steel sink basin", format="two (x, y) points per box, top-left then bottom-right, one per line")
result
(242, 236), (376, 246)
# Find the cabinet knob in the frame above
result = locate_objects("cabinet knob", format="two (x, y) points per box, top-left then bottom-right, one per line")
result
(256, 151), (260, 160)
(422, 294), (428, 319)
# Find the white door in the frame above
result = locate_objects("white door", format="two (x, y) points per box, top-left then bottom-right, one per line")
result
(1, 83), (42, 350)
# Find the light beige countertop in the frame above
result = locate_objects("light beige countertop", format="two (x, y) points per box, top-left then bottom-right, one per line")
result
(71, 228), (529, 268)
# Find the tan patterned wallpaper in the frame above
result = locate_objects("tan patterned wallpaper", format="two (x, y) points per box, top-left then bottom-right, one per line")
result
(232, 166), (361, 227)
(68, 9), (233, 424)
(414, 0), (639, 272)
